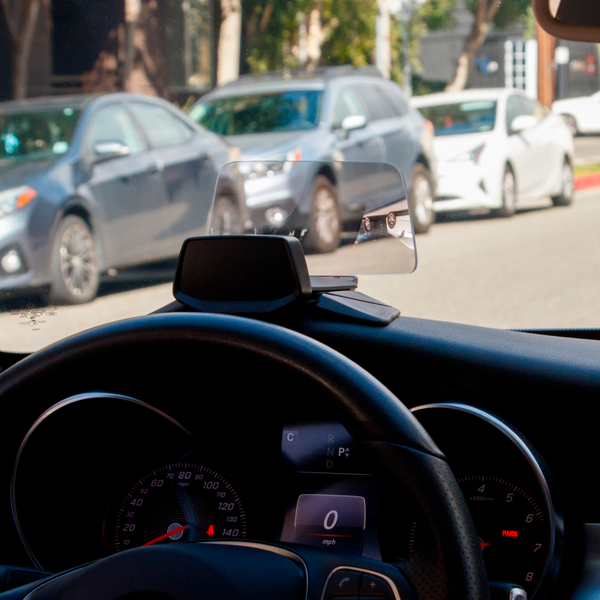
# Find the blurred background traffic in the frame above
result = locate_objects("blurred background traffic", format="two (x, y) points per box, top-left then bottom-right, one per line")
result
(1, 0), (599, 342)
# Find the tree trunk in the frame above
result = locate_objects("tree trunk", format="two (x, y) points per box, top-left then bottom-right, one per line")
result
(217, 0), (242, 85)
(376, 0), (391, 79)
(2, 0), (42, 100)
(306, 3), (324, 71)
(445, 0), (500, 92)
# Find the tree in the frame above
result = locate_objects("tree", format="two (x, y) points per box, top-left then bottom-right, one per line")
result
(445, 0), (530, 91)
(1, 0), (48, 99)
(218, 0), (242, 84)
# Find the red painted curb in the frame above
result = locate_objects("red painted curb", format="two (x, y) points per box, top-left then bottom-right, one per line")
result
(575, 172), (600, 190)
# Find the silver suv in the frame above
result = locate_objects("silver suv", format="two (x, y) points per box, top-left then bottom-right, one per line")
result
(189, 67), (437, 251)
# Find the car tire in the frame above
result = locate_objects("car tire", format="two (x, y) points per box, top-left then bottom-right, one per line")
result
(49, 215), (100, 305)
(409, 163), (435, 234)
(562, 114), (579, 136)
(211, 195), (242, 235)
(551, 157), (575, 207)
(303, 175), (340, 254)
(493, 164), (517, 218)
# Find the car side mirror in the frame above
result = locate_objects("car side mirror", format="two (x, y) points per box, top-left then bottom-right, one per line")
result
(340, 115), (367, 138)
(92, 141), (130, 163)
(510, 115), (538, 134)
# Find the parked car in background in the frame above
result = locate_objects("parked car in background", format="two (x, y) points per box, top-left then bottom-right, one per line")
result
(188, 66), (438, 252)
(552, 91), (600, 135)
(0, 93), (244, 304)
(411, 88), (575, 217)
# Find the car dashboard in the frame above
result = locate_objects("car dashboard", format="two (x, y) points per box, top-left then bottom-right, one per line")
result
(0, 310), (599, 600)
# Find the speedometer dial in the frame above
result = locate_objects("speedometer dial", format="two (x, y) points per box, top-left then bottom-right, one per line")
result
(105, 463), (247, 553)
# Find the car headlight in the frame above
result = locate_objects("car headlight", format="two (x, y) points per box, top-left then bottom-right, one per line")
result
(451, 144), (485, 164)
(0, 186), (38, 219)
(239, 149), (302, 179)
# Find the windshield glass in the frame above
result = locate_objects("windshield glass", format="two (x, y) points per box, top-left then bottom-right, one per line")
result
(416, 101), (497, 136)
(0, 0), (597, 353)
(190, 90), (323, 135)
(0, 108), (81, 162)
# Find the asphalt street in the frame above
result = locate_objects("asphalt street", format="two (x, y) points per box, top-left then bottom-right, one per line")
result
(573, 136), (600, 165)
(2, 138), (600, 352)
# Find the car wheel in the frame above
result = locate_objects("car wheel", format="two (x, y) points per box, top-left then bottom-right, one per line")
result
(49, 215), (100, 305)
(562, 114), (579, 136)
(211, 195), (242, 235)
(409, 164), (435, 234)
(551, 157), (575, 207)
(493, 164), (517, 218)
(303, 175), (340, 254)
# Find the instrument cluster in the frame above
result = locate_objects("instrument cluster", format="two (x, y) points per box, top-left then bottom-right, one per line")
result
(11, 395), (562, 599)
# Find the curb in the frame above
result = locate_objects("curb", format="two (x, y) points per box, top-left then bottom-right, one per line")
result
(575, 172), (600, 190)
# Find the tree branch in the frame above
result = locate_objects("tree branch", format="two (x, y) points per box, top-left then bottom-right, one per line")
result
(0, 0), (22, 41)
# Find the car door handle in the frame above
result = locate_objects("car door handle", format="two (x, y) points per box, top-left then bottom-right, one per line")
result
(146, 159), (165, 175)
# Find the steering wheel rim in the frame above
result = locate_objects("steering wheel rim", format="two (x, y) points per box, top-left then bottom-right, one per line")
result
(0, 313), (489, 600)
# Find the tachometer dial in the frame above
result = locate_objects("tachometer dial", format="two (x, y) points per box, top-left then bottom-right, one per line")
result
(407, 475), (550, 596)
(443, 475), (548, 596)
(105, 463), (247, 553)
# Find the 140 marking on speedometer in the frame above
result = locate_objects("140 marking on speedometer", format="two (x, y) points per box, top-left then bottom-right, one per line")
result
(108, 463), (247, 553)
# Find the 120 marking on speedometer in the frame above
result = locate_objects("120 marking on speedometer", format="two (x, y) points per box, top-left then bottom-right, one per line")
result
(108, 463), (247, 553)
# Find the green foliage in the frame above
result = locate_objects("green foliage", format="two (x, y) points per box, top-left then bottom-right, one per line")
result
(240, 0), (458, 86)
(418, 0), (456, 31)
(494, 0), (530, 29)
(320, 0), (377, 67)
(463, 0), (532, 30)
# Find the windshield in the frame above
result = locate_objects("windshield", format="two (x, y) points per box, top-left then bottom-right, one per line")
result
(0, 0), (596, 353)
(190, 90), (323, 135)
(0, 108), (81, 163)
(416, 100), (497, 136)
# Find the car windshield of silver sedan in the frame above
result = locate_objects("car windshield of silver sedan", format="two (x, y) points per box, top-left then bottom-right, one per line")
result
(190, 90), (322, 135)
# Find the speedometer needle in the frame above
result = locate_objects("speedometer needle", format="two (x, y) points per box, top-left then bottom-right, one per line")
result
(142, 525), (188, 546)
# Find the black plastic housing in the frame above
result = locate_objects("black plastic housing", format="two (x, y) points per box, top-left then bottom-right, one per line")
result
(173, 235), (312, 313)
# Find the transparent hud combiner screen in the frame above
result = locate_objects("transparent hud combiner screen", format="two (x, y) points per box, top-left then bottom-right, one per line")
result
(209, 161), (417, 276)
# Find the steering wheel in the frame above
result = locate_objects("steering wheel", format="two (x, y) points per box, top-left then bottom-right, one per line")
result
(0, 313), (488, 600)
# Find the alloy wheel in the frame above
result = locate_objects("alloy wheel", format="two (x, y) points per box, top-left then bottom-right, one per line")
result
(503, 168), (516, 214)
(59, 222), (98, 299)
(412, 174), (434, 230)
(313, 186), (340, 248)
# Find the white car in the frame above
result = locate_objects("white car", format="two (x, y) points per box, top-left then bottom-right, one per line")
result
(552, 91), (600, 135)
(411, 88), (575, 216)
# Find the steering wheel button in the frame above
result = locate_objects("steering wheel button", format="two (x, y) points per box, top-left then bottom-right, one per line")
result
(360, 575), (393, 597)
(326, 570), (361, 596)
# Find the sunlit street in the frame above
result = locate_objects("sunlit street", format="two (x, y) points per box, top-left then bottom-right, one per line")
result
(3, 161), (600, 352)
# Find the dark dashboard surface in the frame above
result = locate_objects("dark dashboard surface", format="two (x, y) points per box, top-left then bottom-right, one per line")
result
(0, 309), (599, 600)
